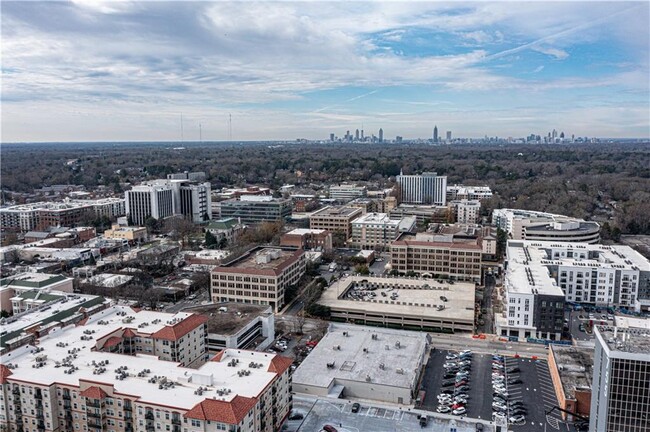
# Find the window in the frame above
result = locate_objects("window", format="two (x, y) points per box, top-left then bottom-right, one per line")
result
(191, 419), (201, 427)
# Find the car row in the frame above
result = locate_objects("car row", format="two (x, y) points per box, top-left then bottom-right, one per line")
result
(437, 350), (473, 416)
(491, 355), (527, 426)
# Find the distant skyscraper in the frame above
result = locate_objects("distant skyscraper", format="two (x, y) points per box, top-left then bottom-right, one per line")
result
(355, 129), (360, 141)
(378, 128), (383, 143)
(446, 131), (452, 141)
(361, 129), (364, 140)
(433, 126), (438, 143)
(330, 133), (335, 142)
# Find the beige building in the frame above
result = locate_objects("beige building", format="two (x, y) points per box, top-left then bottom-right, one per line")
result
(451, 199), (481, 224)
(390, 233), (483, 282)
(103, 224), (148, 244)
(309, 206), (362, 240)
(0, 305), (293, 432)
(211, 247), (306, 313)
(350, 213), (416, 250)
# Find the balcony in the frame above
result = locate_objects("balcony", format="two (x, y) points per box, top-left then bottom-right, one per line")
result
(63, 393), (71, 400)
(12, 388), (20, 395)
(86, 400), (103, 408)
(34, 391), (43, 400)
(87, 411), (102, 418)
(145, 412), (154, 420)
(171, 417), (181, 425)
(124, 412), (133, 420)
(88, 419), (105, 429)
(173, 427), (181, 432)
(123, 403), (132, 412)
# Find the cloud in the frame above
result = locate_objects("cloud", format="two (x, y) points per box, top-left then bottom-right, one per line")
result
(532, 46), (569, 60)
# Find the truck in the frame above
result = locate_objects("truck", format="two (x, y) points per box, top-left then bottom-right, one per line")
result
(329, 262), (338, 272)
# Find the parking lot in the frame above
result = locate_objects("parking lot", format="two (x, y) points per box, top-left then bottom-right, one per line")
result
(420, 349), (576, 431)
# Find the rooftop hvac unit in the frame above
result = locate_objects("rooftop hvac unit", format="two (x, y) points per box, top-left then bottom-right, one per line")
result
(365, 375), (372, 382)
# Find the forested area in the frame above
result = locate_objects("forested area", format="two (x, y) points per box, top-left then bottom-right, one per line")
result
(1, 142), (649, 234)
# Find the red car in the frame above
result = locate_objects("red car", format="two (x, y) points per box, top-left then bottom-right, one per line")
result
(323, 426), (338, 432)
(452, 403), (465, 410)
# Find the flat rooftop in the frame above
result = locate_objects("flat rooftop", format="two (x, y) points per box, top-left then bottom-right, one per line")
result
(550, 345), (593, 398)
(1, 305), (289, 409)
(319, 275), (475, 322)
(312, 206), (361, 218)
(505, 243), (565, 296)
(292, 323), (428, 390)
(597, 326), (650, 356)
(226, 248), (297, 271)
(614, 316), (650, 330)
(285, 228), (328, 236)
(0, 272), (70, 289)
(184, 303), (272, 335)
(352, 213), (399, 226)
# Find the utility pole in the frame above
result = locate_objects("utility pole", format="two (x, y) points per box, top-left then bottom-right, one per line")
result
(199, 123), (202, 142)
(180, 113), (184, 142)
(228, 113), (232, 141)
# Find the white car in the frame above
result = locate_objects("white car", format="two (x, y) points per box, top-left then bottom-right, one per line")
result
(452, 407), (467, 416)
(509, 415), (526, 424)
(437, 405), (451, 413)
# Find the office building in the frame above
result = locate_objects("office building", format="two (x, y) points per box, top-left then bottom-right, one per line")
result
(396, 171), (447, 205)
(433, 125), (438, 143)
(218, 196), (291, 225)
(348, 197), (397, 215)
(0, 305), (292, 432)
(103, 224), (148, 244)
(280, 228), (333, 251)
(446, 131), (452, 141)
(350, 213), (416, 250)
(178, 181), (212, 223)
(292, 323), (429, 404)
(390, 233), (483, 282)
(205, 217), (246, 246)
(451, 199), (481, 224)
(166, 171), (207, 181)
(309, 206), (363, 240)
(211, 247), (306, 313)
(389, 204), (452, 224)
(378, 128), (383, 142)
(446, 185), (493, 201)
(0, 273), (74, 313)
(590, 325), (650, 432)
(125, 183), (175, 226)
(492, 209), (600, 244)
(328, 184), (367, 202)
(548, 345), (594, 421)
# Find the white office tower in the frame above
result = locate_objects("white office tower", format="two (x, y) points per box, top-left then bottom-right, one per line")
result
(179, 181), (212, 223)
(590, 326), (650, 432)
(396, 171), (447, 205)
(125, 183), (174, 225)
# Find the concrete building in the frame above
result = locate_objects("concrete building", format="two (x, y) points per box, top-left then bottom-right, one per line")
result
(280, 228), (333, 251)
(0, 305), (293, 432)
(218, 196), (291, 225)
(292, 323), (429, 404)
(309, 206), (363, 240)
(205, 218), (245, 246)
(178, 181), (212, 223)
(590, 326), (650, 432)
(548, 345), (594, 421)
(496, 241), (566, 340)
(350, 213), (416, 250)
(389, 204), (453, 224)
(348, 196), (397, 215)
(167, 171), (207, 181)
(446, 185), (493, 201)
(499, 241), (650, 312)
(0, 273), (74, 313)
(185, 303), (275, 353)
(320, 276), (476, 333)
(328, 184), (367, 202)
(492, 209), (601, 244)
(211, 247), (306, 313)
(390, 233), (483, 282)
(396, 171), (447, 206)
(126, 183), (175, 226)
(451, 199), (481, 224)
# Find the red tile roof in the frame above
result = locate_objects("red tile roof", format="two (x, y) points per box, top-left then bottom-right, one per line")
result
(122, 328), (137, 338)
(75, 317), (89, 326)
(0, 364), (12, 384)
(185, 395), (257, 424)
(80, 386), (108, 399)
(103, 336), (122, 348)
(152, 314), (209, 342)
(210, 350), (226, 362)
(267, 355), (293, 374)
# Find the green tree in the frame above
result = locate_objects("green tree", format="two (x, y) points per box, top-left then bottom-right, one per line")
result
(205, 231), (218, 248)
(144, 216), (160, 234)
(354, 264), (370, 275)
(496, 228), (508, 259)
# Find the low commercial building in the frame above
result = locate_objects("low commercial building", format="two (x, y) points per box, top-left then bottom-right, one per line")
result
(211, 247), (306, 313)
(185, 303), (275, 353)
(292, 323), (429, 404)
(0, 305), (293, 432)
(309, 206), (363, 240)
(548, 345), (593, 421)
(446, 184), (493, 201)
(350, 213), (416, 250)
(329, 184), (367, 202)
(590, 326), (650, 432)
(103, 224), (148, 244)
(390, 233), (483, 282)
(218, 195), (292, 224)
(205, 217), (245, 245)
(348, 197), (397, 215)
(496, 241), (566, 340)
(389, 204), (453, 224)
(0, 273), (74, 313)
(319, 275), (475, 333)
(492, 209), (601, 244)
(280, 228), (333, 251)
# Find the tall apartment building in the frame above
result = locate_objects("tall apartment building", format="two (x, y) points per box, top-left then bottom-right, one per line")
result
(396, 171), (447, 205)
(590, 326), (650, 432)
(309, 206), (363, 240)
(211, 247), (306, 313)
(328, 184), (367, 202)
(451, 199), (481, 224)
(497, 241), (566, 340)
(390, 233), (482, 282)
(218, 196), (291, 225)
(492, 209), (600, 244)
(350, 213), (416, 250)
(501, 241), (650, 312)
(178, 182), (212, 223)
(0, 305), (292, 432)
(446, 185), (493, 201)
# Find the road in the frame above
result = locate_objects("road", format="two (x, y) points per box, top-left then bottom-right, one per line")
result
(480, 274), (496, 334)
(427, 333), (550, 359)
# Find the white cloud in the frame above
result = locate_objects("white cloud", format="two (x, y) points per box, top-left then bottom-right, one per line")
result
(532, 46), (569, 60)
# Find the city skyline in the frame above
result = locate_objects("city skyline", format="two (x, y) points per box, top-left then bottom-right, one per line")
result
(2, 1), (649, 142)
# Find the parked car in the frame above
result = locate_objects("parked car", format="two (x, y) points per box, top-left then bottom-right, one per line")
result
(506, 367), (520, 373)
(452, 407), (467, 416)
(508, 378), (522, 385)
(289, 412), (304, 420)
(323, 426), (338, 432)
(437, 405), (451, 413)
(419, 415), (428, 427)
(509, 415), (526, 424)
(351, 403), (360, 413)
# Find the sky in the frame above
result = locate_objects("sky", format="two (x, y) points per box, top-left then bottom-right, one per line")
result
(2, 1), (649, 142)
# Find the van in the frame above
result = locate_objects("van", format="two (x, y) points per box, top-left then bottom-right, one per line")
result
(219, 306), (228, 312)
(419, 415), (428, 427)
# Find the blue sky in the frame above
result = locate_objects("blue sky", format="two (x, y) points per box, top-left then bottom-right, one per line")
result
(2, 1), (649, 141)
